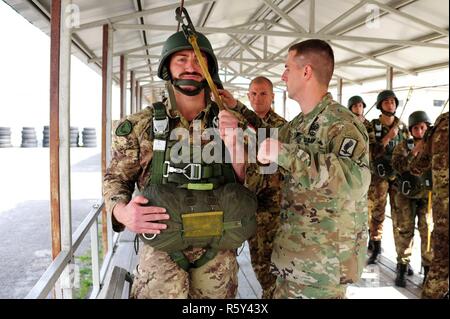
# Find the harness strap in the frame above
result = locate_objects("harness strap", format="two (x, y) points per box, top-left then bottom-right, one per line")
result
(150, 102), (169, 185)
(169, 251), (191, 272)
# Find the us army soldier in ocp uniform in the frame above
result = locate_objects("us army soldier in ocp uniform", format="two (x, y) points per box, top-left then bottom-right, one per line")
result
(348, 96), (376, 250)
(104, 30), (248, 298)
(219, 39), (371, 298)
(410, 112), (449, 299)
(244, 76), (286, 299)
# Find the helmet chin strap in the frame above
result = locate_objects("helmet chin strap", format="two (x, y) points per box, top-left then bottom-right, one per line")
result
(381, 109), (396, 117)
(172, 79), (207, 96)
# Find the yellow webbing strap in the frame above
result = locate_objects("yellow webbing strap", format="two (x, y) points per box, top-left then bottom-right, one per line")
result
(187, 35), (224, 111)
(426, 191), (433, 252)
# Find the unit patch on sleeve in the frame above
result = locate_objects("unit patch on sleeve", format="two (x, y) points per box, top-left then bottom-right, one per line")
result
(115, 119), (132, 136)
(339, 138), (357, 157)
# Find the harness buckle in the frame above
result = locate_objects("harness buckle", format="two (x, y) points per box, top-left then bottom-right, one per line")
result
(401, 180), (412, 196)
(153, 117), (169, 136)
(376, 163), (386, 177)
(183, 163), (202, 180)
(163, 161), (202, 180)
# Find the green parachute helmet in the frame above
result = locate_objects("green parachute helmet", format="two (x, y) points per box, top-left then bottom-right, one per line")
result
(347, 95), (366, 109)
(376, 90), (399, 110)
(157, 31), (218, 81)
(408, 110), (431, 131)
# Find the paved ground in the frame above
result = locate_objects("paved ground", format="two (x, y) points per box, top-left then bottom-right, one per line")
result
(0, 147), (102, 299)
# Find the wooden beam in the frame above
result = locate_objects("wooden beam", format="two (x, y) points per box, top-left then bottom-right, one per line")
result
(49, 0), (62, 262)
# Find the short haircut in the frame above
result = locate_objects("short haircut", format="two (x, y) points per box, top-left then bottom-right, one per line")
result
(289, 39), (334, 86)
(249, 76), (273, 92)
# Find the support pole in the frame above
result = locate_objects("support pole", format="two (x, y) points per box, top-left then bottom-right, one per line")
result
(50, 0), (73, 299)
(130, 71), (136, 114)
(101, 24), (114, 256)
(136, 81), (140, 112)
(337, 77), (343, 104)
(386, 66), (393, 90)
(120, 55), (127, 118)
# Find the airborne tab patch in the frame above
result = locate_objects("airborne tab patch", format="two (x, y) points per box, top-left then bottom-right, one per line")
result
(339, 138), (357, 157)
(116, 119), (132, 136)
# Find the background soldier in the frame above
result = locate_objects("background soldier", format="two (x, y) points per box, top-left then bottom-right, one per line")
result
(103, 31), (246, 299)
(348, 95), (375, 250)
(348, 95), (370, 128)
(367, 90), (410, 266)
(219, 39), (370, 298)
(410, 112), (449, 299)
(391, 111), (433, 287)
(244, 76), (286, 299)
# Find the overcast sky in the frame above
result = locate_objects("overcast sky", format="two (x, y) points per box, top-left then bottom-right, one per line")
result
(0, 1), (122, 145)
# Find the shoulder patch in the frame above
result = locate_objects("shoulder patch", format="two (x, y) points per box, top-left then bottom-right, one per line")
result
(116, 119), (132, 136)
(339, 138), (357, 157)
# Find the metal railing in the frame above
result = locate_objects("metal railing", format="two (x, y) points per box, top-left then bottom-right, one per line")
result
(25, 200), (119, 299)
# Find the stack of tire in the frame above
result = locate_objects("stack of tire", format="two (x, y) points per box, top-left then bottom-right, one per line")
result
(0, 127), (12, 148)
(70, 127), (79, 147)
(21, 127), (38, 148)
(43, 126), (50, 147)
(82, 127), (97, 147)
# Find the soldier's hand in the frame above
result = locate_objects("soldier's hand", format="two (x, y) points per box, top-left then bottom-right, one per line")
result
(113, 196), (169, 234)
(218, 110), (239, 144)
(257, 138), (280, 164)
(412, 140), (424, 156)
(381, 126), (399, 146)
(217, 89), (237, 109)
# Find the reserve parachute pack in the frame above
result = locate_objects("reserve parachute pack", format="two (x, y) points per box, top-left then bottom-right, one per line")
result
(136, 101), (257, 271)
(372, 117), (404, 180)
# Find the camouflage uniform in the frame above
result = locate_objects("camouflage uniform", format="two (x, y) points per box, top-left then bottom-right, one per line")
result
(391, 140), (433, 268)
(368, 116), (410, 241)
(236, 93), (371, 298)
(245, 109), (286, 299)
(103, 100), (238, 299)
(410, 112), (449, 299)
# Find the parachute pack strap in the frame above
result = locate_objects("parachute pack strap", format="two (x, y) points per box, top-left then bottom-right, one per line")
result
(399, 87), (414, 122)
(151, 102), (169, 185)
(192, 247), (219, 269)
(426, 191), (432, 252)
(170, 251), (191, 272)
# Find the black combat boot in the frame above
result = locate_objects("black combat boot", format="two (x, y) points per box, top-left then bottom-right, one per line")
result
(422, 266), (430, 285)
(395, 263), (407, 287)
(367, 240), (381, 264)
(407, 264), (414, 276)
(368, 239), (374, 251)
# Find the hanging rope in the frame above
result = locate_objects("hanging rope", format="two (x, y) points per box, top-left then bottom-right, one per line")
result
(398, 86), (414, 122)
(438, 97), (449, 116)
(364, 102), (377, 117)
(176, 0), (185, 32)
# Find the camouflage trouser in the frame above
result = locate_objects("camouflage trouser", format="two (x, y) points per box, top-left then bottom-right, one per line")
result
(368, 174), (398, 241)
(247, 211), (280, 299)
(422, 194), (449, 299)
(130, 244), (238, 299)
(393, 193), (433, 267)
(272, 277), (347, 299)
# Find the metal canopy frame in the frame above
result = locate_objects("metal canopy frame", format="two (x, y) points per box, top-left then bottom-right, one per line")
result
(66, 0), (447, 95)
